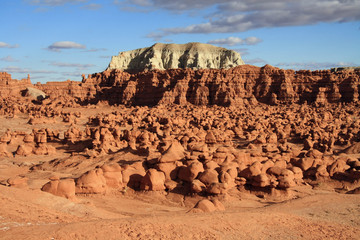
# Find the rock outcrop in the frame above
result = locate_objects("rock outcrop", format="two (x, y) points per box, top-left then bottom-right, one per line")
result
(0, 72), (32, 98)
(107, 42), (244, 72)
(81, 65), (360, 106)
(2, 64), (360, 108)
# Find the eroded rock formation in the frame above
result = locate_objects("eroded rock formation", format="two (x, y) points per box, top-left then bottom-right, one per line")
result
(80, 65), (360, 106)
(2, 64), (360, 107)
(107, 42), (244, 72)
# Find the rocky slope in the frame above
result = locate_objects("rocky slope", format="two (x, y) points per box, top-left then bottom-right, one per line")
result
(107, 42), (244, 72)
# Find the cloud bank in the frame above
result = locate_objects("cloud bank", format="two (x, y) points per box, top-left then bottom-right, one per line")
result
(1, 66), (56, 74)
(0, 56), (19, 62)
(47, 41), (86, 52)
(123, 0), (360, 38)
(208, 37), (262, 46)
(49, 61), (95, 69)
(0, 42), (19, 48)
(26, 0), (88, 6)
(275, 61), (358, 70)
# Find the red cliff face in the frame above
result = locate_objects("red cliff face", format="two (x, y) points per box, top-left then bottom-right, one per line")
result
(79, 65), (360, 106)
(0, 72), (32, 98)
(1, 65), (360, 106)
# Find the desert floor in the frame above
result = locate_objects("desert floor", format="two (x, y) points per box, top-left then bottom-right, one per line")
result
(0, 105), (360, 240)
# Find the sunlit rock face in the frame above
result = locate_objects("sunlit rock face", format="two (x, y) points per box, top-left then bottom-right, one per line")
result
(107, 42), (245, 72)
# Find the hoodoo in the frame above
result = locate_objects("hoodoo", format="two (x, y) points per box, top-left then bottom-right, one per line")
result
(107, 42), (244, 72)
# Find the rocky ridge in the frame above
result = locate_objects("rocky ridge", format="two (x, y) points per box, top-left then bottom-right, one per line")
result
(107, 42), (244, 72)
(2, 64), (360, 107)
(82, 64), (360, 106)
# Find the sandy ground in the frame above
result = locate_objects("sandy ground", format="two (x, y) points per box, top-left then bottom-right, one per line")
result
(1, 106), (360, 240)
(1, 184), (360, 240)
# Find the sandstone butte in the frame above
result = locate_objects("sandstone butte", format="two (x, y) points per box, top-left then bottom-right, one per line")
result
(107, 42), (245, 72)
(1, 43), (360, 239)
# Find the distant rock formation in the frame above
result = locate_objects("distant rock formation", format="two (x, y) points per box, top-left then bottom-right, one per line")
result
(0, 72), (32, 98)
(1, 64), (360, 107)
(107, 42), (244, 72)
(331, 66), (360, 72)
(81, 65), (360, 106)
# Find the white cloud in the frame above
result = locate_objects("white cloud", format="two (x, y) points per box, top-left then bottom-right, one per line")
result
(0, 56), (19, 62)
(60, 71), (84, 77)
(47, 41), (86, 52)
(26, 0), (88, 6)
(49, 61), (95, 69)
(118, 0), (222, 11)
(208, 36), (262, 46)
(244, 58), (268, 65)
(1, 66), (56, 74)
(82, 48), (107, 52)
(81, 3), (102, 10)
(0, 42), (19, 48)
(128, 0), (360, 37)
(275, 61), (358, 70)
(232, 48), (249, 56)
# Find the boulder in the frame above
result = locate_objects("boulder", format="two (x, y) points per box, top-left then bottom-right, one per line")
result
(158, 141), (185, 163)
(101, 163), (123, 188)
(75, 169), (107, 194)
(198, 169), (219, 186)
(140, 169), (166, 191)
(178, 161), (204, 182)
(42, 178), (76, 199)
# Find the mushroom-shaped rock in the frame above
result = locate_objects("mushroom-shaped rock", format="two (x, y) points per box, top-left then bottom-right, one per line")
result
(315, 164), (330, 179)
(277, 169), (296, 188)
(192, 199), (225, 213)
(191, 179), (206, 193)
(219, 171), (235, 187)
(140, 169), (166, 191)
(156, 162), (179, 180)
(15, 144), (33, 156)
(297, 157), (315, 171)
(206, 182), (228, 195)
(122, 164), (146, 189)
(76, 169), (107, 194)
(42, 178), (76, 199)
(239, 161), (262, 179)
(198, 169), (219, 186)
(251, 173), (270, 187)
(178, 161), (204, 182)
(328, 159), (350, 177)
(164, 179), (179, 191)
(193, 199), (216, 212)
(101, 163), (123, 188)
(158, 141), (185, 163)
(289, 166), (304, 183)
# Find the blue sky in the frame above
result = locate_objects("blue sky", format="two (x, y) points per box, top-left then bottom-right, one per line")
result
(1, 0), (360, 83)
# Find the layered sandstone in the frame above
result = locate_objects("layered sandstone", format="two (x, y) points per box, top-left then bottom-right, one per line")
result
(0, 72), (32, 98)
(82, 65), (360, 106)
(1, 65), (360, 107)
(107, 42), (244, 72)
